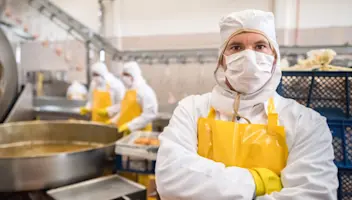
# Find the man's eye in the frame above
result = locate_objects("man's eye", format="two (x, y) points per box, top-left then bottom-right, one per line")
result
(230, 46), (242, 51)
(256, 45), (267, 50)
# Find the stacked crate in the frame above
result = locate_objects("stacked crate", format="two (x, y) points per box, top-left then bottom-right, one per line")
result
(278, 71), (352, 200)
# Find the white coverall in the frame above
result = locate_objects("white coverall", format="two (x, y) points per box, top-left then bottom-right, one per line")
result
(85, 62), (126, 110)
(156, 9), (338, 200)
(110, 61), (158, 132)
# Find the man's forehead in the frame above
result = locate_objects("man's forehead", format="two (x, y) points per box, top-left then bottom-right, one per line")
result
(228, 32), (269, 44)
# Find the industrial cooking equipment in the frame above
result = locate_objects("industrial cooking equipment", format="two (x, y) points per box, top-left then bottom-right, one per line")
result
(0, 120), (121, 192)
(0, 26), (19, 122)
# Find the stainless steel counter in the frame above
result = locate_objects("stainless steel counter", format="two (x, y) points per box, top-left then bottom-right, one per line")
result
(33, 96), (175, 131)
(47, 175), (146, 200)
(33, 96), (88, 120)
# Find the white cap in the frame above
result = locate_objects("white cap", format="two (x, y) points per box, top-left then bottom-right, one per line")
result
(91, 62), (108, 77)
(218, 9), (280, 64)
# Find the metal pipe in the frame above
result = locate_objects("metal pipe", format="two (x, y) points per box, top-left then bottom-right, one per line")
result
(0, 0), (7, 17)
(28, 0), (118, 55)
(294, 0), (301, 45)
(85, 41), (91, 84)
(271, 0), (276, 15)
(115, 45), (352, 64)
(98, 0), (105, 36)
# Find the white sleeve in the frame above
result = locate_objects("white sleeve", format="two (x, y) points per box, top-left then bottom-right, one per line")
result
(107, 103), (121, 117)
(85, 82), (94, 110)
(110, 112), (120, 124)
(127, 86), (158, 131)
(257, 110), (338, 200)
(113, 79), (126, 103)
(156, 96), (255, 200)
(107, 78), (125, 117)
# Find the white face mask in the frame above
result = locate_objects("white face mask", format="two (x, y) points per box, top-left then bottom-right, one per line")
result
(224, 49), (274, 94)
(93, 76), (104, 85)
(122, 76), (133, 88)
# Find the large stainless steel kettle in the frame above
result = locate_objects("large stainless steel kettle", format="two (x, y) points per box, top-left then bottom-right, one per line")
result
(0, 120), (121, 191)
(0, 27), (18, 122)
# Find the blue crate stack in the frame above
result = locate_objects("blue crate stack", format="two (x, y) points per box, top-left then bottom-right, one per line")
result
(278, 71), (352, 200)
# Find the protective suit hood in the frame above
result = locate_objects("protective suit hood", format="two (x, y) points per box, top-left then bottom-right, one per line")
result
(91, 62), (109, 77)
(212, 9), (282, 115)
(85, 62), (126, 110)
(123, 61), (146, 88)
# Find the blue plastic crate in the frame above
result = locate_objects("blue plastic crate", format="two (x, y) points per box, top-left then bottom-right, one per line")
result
(329, 119), (352, 167)
(338, 167), (352, 200)
(278, 71), (352, 119)
(115, 154), (156, 174)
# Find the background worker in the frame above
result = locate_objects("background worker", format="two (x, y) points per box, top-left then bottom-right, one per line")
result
(101, 61), (158, 134)
(80, 61), (125, 123)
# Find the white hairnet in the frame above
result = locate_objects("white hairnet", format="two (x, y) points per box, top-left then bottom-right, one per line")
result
(91, 62), (109, 77)
(218, 9), (280, 66)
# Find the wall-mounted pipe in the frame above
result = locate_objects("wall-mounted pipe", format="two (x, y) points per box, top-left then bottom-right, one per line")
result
(294, 0), (301, 45)
(271, 0), (276, 16)
(0, 0), (7, 18)
(98, 0), (105, 36)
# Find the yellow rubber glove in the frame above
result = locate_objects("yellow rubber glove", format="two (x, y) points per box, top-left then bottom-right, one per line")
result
(249, 168), (282, 196)
(79, 107), (90, 115)
(119, 123), (131, 136)
(104, 119), (113, 125)
(97, 108), (109, 117)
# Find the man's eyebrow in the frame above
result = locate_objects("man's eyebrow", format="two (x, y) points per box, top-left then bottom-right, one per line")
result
(227, 41), (244, 46)
(254, 40), (269, 44)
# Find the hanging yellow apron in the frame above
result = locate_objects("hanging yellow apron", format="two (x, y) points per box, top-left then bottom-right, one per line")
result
(197, 98), (288, 175)
(117, 89), (152, 131)
(117, 89), (153, 200)
(92, 85), (112, 123)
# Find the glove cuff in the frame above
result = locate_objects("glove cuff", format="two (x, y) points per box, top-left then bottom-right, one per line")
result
(248, 169), (265, 196)
(252, 168), (282, 195)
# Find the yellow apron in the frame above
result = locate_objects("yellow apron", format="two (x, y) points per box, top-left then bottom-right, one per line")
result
(92, 86), (112, 122)
(117, 89), (152, 131)
(117, 89), (153, 200)
(197, 98), (288, 175)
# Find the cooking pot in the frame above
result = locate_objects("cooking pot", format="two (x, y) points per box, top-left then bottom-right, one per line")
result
(0, 120), (121, 191)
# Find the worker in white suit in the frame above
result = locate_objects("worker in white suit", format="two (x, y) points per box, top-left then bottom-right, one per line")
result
(156, 10), (338, 200)
(80, 61), (125, 123)
(105, 61), (158, 134)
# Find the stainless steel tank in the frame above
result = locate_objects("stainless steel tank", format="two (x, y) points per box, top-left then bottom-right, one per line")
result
(0, 120), (121, 191)
(0, 27), (18, 122)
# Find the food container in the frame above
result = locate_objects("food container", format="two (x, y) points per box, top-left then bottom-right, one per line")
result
(115, 131), (160, 160)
